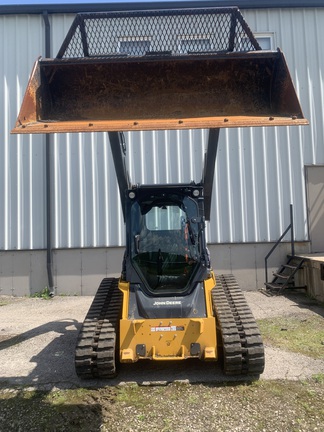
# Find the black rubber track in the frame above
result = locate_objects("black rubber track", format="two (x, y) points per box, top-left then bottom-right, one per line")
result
(75, 277), (123, 379)
(212, 274), (265, 376)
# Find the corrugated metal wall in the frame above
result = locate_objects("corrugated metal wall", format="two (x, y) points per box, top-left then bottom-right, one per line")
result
(0, 14), (46, 250)
(1, 8), (324, 250)
(242, 7), (324, 242)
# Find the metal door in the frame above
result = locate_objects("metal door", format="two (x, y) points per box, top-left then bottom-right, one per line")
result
(306, 166), (324, 252)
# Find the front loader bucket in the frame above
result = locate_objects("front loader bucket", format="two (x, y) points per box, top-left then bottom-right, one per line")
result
(12, 8), (308, 134)
(12, 51), (307, 134)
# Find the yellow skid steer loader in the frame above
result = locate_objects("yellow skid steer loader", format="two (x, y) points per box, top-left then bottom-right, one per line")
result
(12, 7), (307, 378)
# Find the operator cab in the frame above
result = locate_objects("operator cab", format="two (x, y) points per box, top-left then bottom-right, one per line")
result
(124, 185), (210, 297)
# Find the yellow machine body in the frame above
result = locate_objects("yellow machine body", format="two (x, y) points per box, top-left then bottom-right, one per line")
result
(118, 275), (217, 362)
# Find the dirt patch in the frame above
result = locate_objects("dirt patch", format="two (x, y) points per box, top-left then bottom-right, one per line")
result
(0, 296), (27, 306)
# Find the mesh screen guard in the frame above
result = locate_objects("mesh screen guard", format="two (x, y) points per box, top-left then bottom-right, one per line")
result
(57, 7), (261, 59)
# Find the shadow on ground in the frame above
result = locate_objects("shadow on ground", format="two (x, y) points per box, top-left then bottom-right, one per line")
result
(2, 289), (323, 391)
(282, 290), (324, 318)
(0, 316), (257, 391)
(0, 389), (104, 432)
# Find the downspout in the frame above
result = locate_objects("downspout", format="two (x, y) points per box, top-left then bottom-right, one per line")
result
(43, 11), (54, 294)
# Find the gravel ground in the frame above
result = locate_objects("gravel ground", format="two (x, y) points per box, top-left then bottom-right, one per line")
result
(0, 290), (323, 390)
(0, 290), (323, 432)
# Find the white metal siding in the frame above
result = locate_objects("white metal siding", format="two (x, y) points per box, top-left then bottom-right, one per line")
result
(1, 8), (324, 250)
(0, 15), (46, 250)
(51, 132), (125, 248)
(240, 8), (324, 242)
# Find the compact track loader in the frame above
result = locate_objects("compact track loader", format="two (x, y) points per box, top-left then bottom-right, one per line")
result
(13, 7), (307, 378)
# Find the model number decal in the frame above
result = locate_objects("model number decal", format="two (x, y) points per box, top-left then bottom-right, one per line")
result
(151, 326), (176, 332)
(151, 326), (184, 332)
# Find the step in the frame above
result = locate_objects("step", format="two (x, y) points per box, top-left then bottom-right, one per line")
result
(265, 282), (307, 291)
(273, 272), (291, 280)
(287, 256), (306, 266)
(284, 285), (307, 290)
(265, 282), (285, 290)
(282, 264), (298, 270)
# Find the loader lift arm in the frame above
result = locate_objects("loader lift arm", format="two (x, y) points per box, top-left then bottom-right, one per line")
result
(202, 128), (220, 221)
(108, 128), (221, 222)
(108, 132), (130, 219)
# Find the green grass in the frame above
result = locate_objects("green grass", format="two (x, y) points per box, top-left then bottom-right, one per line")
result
(0, 300), (9, 306)
(30, 287), (53, 300)
(257, 315), (324, 359)
(311, 373), (324, 384)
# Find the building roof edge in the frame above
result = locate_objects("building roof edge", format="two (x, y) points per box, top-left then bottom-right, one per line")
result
(1, 1), (324, 16)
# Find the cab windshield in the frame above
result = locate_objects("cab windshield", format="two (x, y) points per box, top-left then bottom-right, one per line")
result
(131, 193), (200, 294)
